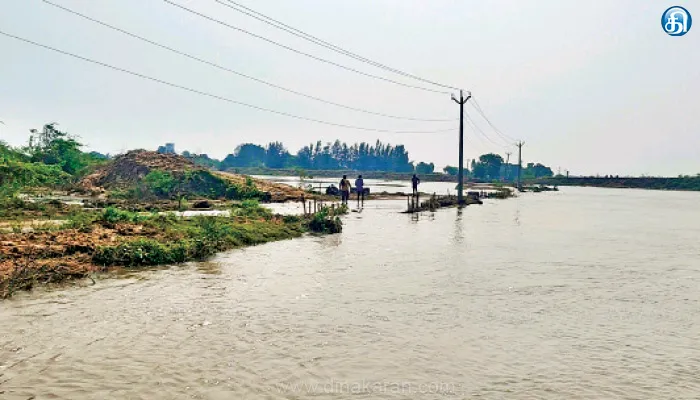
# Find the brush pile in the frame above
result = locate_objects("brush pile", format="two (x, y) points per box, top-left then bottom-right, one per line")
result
(79, 150), (196, 192)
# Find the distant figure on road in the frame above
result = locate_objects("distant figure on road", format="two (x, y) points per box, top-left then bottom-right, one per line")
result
(339, 175), (351, 205)
(355, 175), (365, 206)
(411, 174), (420, 196)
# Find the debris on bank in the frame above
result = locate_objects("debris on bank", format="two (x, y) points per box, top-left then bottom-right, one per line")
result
(403, 193), (482, 213)
(520, 185), (559, 193)
(79, 150), (195, 192)
(0, 202), (346, 299)
(78, 150), (318, 202)
(403, 187), (515, 213)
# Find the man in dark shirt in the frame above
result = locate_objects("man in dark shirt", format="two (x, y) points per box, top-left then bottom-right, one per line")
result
(411, 174), (420, 196)
(339, 175), (351, 205)
(355, 175), (364, 206)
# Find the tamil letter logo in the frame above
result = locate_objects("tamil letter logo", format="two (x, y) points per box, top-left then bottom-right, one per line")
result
(662, 6), (692, 36)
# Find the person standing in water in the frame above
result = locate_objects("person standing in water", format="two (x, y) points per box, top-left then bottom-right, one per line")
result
(355, 175), (365, 206)
(339, 175), (351, 205)
(411, 174), (420, 196)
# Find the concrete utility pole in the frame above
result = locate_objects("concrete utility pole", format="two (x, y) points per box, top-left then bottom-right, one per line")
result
(452, 90), (471, 204)
(505, 152), (512, 181)
(516, 141), (524, 191)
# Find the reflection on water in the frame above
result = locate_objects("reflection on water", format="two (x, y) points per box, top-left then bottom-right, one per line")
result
(452, 207), (464, 244)
(1, 188), (700, 399)
(196, 261), (223, 275)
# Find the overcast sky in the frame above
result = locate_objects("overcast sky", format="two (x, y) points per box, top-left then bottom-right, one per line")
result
(1, 0), (698, 176)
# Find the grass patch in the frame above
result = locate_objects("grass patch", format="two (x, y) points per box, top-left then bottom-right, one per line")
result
(92, 214), (307, 267)
(2, 202), (345, 298)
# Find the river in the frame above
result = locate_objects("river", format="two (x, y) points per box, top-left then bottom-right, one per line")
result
(1, 187), (699, 399)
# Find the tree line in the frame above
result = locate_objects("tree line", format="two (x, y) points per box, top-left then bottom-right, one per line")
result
(443, 153), (553, 181)
(171, 141), (553, 181)
(173, 140), (436, 173)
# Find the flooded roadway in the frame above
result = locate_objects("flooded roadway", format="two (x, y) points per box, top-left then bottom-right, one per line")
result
(1, 187), (699, 399)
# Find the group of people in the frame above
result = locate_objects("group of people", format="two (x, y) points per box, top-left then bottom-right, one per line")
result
(338, 175), (365, 205)
(336, 174), (421, 206)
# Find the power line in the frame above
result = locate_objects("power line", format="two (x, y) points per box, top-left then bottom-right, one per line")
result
(470, 97), (517, 143)
(464, 108), (511, 150)
(0, 30), (457, 134)
(467, 101), (515, 147)
(162, 0), (452, 95)
(462, 116), (491, 151)
(42, 0), (454, 122)
(215, 0), (460, 91)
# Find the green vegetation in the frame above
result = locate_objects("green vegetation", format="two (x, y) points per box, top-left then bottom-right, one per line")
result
(2, 201), (346, 297)
(0, 122), (348, 299)
(465, 154), (553, 182)
(91, 205), (338, 267)
(308, 205), (345, 234)
(26, 123), (105, 175)
(1, 140), (70, 197)
(415, 162), (435, 174)
(165, 140), (557, 180)
(111, 169), (264, 203)
(1, 124), (106, 207)
(443, 166), (458, 176)
(169, 140), (417, 172)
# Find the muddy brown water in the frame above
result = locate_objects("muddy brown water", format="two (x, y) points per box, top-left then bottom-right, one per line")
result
(1, 187), (699, 399)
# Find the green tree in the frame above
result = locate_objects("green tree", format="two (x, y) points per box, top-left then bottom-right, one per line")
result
(475, 153), (504, 180)
(265, 141), (290, 168)
(416, 162), (435, 174)
(26, 123), (100, 176)
(443, 165), (458, 176)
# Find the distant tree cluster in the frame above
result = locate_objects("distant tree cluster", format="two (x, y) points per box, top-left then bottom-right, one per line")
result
(175, 140), (417, 173)
(163, 141), (554, 178)
(443, 153), (554, 182)
(294, 140), (413, 172)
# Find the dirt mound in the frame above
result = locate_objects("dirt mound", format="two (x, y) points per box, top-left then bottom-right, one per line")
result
(80, 150), (198, 191)
(214, 171), (316, 202)
(78, 150), (321, 202)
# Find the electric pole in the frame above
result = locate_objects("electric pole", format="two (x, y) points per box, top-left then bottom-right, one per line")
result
(452, 90), (471, 204)
(516, 141), (524, 191)
(505, 152), (512, 182)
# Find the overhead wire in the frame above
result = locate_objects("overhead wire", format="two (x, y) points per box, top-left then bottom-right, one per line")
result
(0, 30), (457, 134)
(214, 0), (461, 91)
(464, 108), (512, 150)
(162, 0), (452, 95)
(41, 0), (455, 122)
(470, 97), (518, 143)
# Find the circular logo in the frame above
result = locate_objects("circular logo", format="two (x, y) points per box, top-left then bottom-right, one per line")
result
(662, 6), (692, 36)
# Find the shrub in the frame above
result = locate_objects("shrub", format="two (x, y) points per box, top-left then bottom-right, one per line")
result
(100, 207), (144, 224)
(231, 199), (272, 219)
(93, 239), (187, 267)
(65, 211), (98, 232)
(307, 206), (343, 233)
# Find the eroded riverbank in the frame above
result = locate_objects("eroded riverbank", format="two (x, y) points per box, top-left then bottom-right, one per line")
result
(0, 202), (344, 298)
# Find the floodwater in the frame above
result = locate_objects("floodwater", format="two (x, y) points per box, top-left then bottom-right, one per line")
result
(1, 187), (699, 399)
(253, 175), (467, 195)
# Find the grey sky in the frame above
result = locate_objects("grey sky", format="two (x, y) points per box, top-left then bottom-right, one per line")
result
(1, 0), (698, 176)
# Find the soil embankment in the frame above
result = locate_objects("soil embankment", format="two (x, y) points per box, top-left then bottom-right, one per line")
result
(0, 203), (345, 299)
(214, 171), (311, 202)
(2, 151), (342, 298)
(79, 150), (319, 202)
